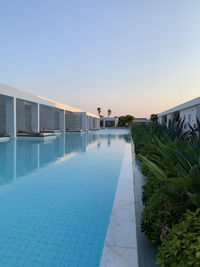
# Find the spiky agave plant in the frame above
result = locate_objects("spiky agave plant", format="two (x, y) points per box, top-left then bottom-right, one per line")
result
(139, 136), (200, 208)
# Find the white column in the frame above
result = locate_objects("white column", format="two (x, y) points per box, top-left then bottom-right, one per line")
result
(87, 116), (89, 130)
(37, 103), (40, 132)
(81, 112), (87, 131)
(197, 105), (200, 122)
(103, 119), (105, 128)
(13, 139), (16, 181)
(95, 118), (98, 129)
(89, 117), (92, 129)
(59, 109), (65, 132)
(6, 96), (16, 138)
(81, 133), (87, 152)
(32, 102), (40, 132)
(167, 113), (172, 126)
(158, 117), (162, 124)
(92, 118), (95, 129)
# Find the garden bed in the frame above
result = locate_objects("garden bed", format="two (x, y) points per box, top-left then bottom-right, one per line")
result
(132, 120), (200, 266)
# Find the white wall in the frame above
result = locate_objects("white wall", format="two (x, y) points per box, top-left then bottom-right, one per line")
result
(180, 107), (197, 130)
(92, 118), (100, 129)
(16, 99), (40, 133)
(59, 109), (65, 132)
(65, 111), (82, 130)
(6, 96), (16, 138)
(94, 118), (99, 129)
(158, 106), (199, 130)
(0, 86), (100, 136)
(87, 116), (89, 130)
(167, 113), (173, 126)
(0, 95), (6, 134)
(32, 103), (40, 132)
(40, 105), (57, 130)
(100, 118), (118, 128)
(196, 105), (200, 122)
(89, 117), (93, 129)
(16, 99), (25, 132)
(81, 112), (87, 131)
(158, 117), (163, 124)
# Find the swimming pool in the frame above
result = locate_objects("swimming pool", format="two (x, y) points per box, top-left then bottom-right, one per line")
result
(0, 129), (130, 266)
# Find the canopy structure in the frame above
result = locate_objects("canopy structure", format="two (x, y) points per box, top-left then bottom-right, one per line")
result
(0, 83), (100, 137)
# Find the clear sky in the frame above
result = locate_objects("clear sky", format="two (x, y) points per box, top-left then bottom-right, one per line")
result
(1, 0), (200, 118)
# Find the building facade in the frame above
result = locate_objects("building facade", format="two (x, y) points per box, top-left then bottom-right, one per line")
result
(158, 97), (200, 130)
(133, 118), (148, 124)
(100, 117), (118, 128)
(0, 84), (100, 138)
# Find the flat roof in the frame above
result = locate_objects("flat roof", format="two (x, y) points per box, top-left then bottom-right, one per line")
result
(100, 117), (118, 120)
(0, 83), (99, 118)
(134, 118), (147, 121)
(158, 96), (200, 117)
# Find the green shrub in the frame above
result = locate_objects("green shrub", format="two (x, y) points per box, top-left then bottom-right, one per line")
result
(132, 122), (200, 263)
(139, 137), (200, 209)
(141, 166), (160, 205)
(141, 188), (172, 245)
(157, 209), (200, 267)
(131, 124), (155, 155)
(141, 174), (186, 245)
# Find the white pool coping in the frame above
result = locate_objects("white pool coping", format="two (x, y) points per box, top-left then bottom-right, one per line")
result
(100, 142), (138, 267)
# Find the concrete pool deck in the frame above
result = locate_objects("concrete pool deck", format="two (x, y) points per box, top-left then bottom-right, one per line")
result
(100, 142), (138, 267)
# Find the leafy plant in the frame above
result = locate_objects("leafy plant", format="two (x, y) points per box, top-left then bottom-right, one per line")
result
(141, 170), (189, 245)
(173, 111), (180, 121)
(141, 176), (183, 245)
(139, 148), (200, 208)
(157, 209), (200, 267)
(132, 122), (200, 248)
(150, 113), (158, 123)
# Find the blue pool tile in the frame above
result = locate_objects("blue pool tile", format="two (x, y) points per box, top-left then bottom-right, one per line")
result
(0, 130), (129, 266)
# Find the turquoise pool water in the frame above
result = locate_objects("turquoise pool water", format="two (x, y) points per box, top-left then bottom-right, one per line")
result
(0, 129), (130, 267)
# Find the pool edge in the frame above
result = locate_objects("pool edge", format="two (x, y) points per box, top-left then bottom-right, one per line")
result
(100, 142), (139, 267)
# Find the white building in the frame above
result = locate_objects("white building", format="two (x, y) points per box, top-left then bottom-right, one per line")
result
(0, 83), (100, 138)
(158, 97), (200, 130)
(100, 117), (118, 128)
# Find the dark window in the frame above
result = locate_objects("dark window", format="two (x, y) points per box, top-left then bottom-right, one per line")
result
(105, 121), (115, 127)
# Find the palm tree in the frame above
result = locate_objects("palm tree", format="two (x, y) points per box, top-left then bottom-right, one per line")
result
(107, 109), (112, 117)
(150, 113), (158, 124)
(97, 107), (101, 117)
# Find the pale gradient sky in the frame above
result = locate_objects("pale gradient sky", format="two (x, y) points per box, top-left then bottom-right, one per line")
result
(1, 0), (200, 118)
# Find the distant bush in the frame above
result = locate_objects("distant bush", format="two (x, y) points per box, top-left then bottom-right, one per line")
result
(117, 115), (134, 127)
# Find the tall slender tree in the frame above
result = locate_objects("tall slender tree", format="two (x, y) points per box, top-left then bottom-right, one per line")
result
(107, 109), (112, 117)
(97, 107), (101, 117)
